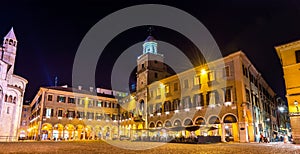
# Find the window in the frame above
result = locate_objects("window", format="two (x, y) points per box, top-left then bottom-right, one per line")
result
(87, 112), (94, 120)
(246, 89), (250, 102)
(165, 85), (170, 94)
(57, 96), (66, 103)
(7, 107), (9, 114)
(194, 76), (200, 85)
(150, 90), (154, 98)
(47, 95), (53, 101)
(223, 66), (230, 77)
(174, 83), (179, 91)
(148, 104), (154, 114)
(194, 94), (204, 106)
(183, 97), (191, 109)
(207, 91), (217, 105)
(77, 111), (84, 119)
(157, 88), (161, 96)
(96, 113), (103, 120)
(225, 88), (232, 102)
(154, 72), (158, 78)
(156, 103), (162, 113)
(173, 99), (180, 110)
(68, 97), (75, 104)
(67, 110), (75, 118)
(208, 71), (215, 81)
(296, 50), (300, 63)
(164, 101), (171, 112)
(242, 64), (249, 78)
(88, 100), (94, 107)
(58, 109), (63, 117)
(184, 79), (189, 88)
(142, 63), (145, 69)
(106, 102), (110, 108)
(46, 108), (52, 118)
(96, 101), (102, 107)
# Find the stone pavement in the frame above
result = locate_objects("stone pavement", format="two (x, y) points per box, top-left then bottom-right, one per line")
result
(0, 140), (299, 154)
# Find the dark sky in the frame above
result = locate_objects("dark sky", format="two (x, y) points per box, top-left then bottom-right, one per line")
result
(1, 0), (300, 102)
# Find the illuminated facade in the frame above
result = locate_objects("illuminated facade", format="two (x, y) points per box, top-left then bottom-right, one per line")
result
(276, 40), (300, 143)
(18, 105), (31, 139)
(119, 35), (279, 142)
(28, 86), (127, 140)
(0, 28), (28, 141)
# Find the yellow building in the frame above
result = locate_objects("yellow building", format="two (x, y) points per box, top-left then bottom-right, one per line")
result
(119, 35), (278, 143)
(276, 40), (300, 143)
(28, 86), (126, 140)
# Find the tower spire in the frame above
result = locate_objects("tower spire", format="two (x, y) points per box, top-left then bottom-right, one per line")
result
(5, 27), (16, 40)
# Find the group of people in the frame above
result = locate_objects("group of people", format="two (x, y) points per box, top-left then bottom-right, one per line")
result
(259, 133), (289, 143)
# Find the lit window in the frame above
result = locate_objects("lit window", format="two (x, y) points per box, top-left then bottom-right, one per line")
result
(57, 96), (66, 103)
(165, 85), (170, 94)
(96, 101), (102, 107)
(194, 76), (200, 85)
(46, 108), (52, 118)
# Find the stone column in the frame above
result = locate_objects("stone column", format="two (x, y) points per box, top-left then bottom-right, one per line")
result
(221, 123), (226, 142)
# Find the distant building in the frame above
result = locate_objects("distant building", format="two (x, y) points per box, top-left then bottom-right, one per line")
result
(119, 35), (279, 143)
(275, 40), (300, 143)
(18, 105), (31, 139)
(28, 86), (126, 140)
(0, 28), (28, 141)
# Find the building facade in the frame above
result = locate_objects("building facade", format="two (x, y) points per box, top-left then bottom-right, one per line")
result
(119, 35), (279, 143)
(18, 105), (31, 139)
(0, 28), (28, 141)
(275, 40), (300, 143)
(28, 86), (127, 140)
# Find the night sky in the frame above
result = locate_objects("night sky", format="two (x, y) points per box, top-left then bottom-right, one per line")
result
(1, 0), (300, 102)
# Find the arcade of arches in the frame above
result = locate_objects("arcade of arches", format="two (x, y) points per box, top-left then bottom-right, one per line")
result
(29, 123), (118, 140)
(147, 114), (239, 142)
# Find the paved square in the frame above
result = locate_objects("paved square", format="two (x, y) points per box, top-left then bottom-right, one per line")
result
(0, 141), (300, 154)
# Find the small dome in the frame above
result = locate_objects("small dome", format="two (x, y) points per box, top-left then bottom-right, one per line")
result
(145, 35), (156, 42)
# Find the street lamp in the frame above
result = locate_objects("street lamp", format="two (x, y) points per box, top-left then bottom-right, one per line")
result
(294, 100), (299, 112)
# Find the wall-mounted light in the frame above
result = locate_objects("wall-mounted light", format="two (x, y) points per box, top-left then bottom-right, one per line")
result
(201, 69), (207, 75)
(294, 100), (299, 112)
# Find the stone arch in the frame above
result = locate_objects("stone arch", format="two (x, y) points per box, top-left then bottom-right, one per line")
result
(222, 114), (238, 123)
(183, 118), (193, 126)
(207, 115), (221, 124)
(173, 119), (182, 127)
(194, 116), (206, 125)
(149, 122), (155, 128)
(164, 120), (172, 127)
(156, 120), (163, 127)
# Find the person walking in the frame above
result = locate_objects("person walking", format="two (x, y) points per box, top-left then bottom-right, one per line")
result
(259, 133), (263, 143)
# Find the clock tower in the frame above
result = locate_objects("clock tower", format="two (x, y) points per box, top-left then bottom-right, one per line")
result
(135, 34), (168, 128)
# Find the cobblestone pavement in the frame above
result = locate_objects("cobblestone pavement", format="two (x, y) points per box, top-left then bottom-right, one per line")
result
(0, 141), (299, 154)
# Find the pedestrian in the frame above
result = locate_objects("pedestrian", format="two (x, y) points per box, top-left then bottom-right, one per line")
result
(259, 133), (263, 143)
(284, 134), (288, 143)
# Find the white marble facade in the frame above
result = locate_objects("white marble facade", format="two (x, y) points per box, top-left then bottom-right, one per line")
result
(0, 27), (27, 141)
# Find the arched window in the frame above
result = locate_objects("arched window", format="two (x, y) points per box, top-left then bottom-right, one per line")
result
(8, 95), (13, 103)
(4, 94), (7, 102)
(13, 97), (16, 104)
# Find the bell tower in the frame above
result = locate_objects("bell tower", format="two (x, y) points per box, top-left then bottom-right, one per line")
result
(2, 27), (17, 75)
(136, 35), (167, 91)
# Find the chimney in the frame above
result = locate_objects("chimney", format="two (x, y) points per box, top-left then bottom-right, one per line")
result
(89, 87), (94, 92)
(78, 86), (82, 90)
